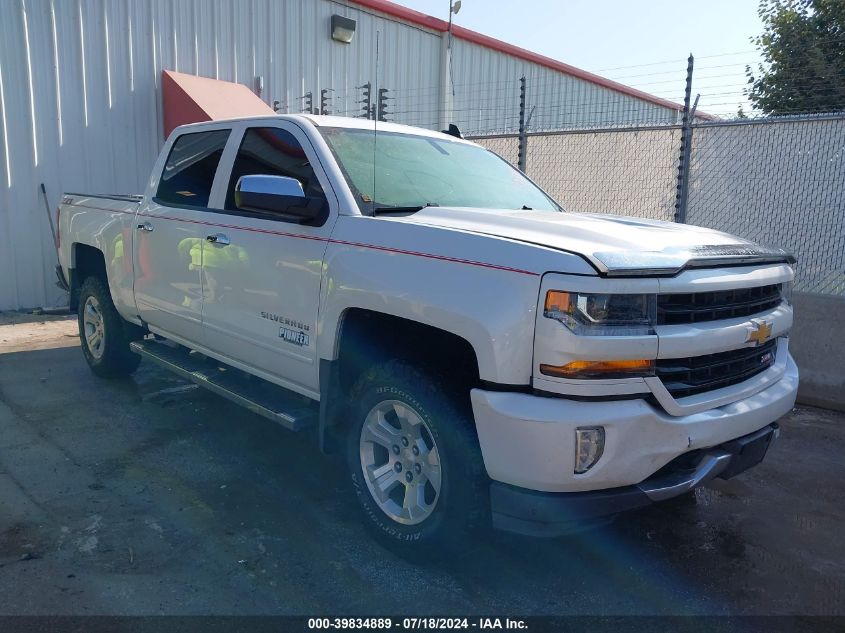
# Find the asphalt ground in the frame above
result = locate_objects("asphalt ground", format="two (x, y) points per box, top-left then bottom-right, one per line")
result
(0, 311), (843, 617)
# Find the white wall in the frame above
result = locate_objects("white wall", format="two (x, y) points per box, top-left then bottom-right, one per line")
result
(0, 0), (444, 309)
(0, 0), (683, 310)
(450, 39), (682, 134)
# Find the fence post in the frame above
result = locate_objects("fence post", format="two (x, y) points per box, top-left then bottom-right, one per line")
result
(674, 55), (695, 223)
(518, 76), (528, 173)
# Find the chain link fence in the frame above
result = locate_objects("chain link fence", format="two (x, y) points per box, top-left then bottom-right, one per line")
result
(470, 113), (845, 296)
(686, 116), (845, 295)
(294, 72), (842, 296)
(522, 125), (682, 221)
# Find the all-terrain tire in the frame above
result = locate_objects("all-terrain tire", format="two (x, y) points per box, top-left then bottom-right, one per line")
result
(346, 360), (487, 560)
(77, 276), (142, 378)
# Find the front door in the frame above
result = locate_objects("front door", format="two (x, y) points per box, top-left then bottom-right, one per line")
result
(134, 128), (231, 344)
(200, 123), (337, 397)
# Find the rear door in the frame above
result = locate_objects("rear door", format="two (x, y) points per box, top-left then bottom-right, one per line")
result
(199, 122), (338, 397)
(134, 127), (231, 343)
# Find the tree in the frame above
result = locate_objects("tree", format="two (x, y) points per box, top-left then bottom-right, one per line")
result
(745, 0), (845, 115)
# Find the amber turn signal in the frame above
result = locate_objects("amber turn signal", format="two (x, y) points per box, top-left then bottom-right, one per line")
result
(540, 359), (655, 379)
(544, 290), (571, 315)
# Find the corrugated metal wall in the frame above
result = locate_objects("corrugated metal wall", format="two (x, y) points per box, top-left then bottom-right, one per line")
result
(0, 0), (444, 310)
(450, 39), (682, 133)
(0, 0), (682, 310)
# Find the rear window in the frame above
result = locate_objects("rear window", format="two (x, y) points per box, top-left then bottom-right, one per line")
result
(156, 129), (230, 207)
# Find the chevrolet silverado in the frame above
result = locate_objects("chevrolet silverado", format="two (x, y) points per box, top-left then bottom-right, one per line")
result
(56, 114), (798, 556)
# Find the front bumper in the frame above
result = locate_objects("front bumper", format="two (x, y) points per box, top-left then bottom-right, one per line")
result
(470, 353), (797, 493)
(491, 423), (779, 537)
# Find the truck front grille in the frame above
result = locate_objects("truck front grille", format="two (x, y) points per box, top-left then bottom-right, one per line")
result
(656, 339), (778, 399)
(657, 283), (783, 325)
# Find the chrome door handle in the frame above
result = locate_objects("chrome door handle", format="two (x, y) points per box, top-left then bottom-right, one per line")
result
(206, 233), (230, 246)
(136, 221), (154, 232)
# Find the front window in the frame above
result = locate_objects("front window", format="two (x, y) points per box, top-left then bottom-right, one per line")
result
(318, 127), (561, 213)
(225, 127), (324, 211)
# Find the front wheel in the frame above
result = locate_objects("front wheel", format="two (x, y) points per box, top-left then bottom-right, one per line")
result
(78, 276), (142, 378)
(346, 361), (487, 559)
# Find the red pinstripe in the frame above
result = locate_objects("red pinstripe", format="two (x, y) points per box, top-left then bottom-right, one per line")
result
(67, 202), (540, 277)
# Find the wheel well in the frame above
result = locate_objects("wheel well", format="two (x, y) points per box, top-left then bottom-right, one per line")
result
(70, 244), (107, 310)
(335, 309), (480, 399)
(317, 309), (482, 453)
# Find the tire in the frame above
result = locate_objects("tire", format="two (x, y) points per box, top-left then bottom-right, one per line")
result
(77, 276), (142, 378)
(346, 360), (487, 559)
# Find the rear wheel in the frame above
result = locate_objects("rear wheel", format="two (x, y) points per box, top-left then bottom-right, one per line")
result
(78, 276), (142, 378)
(346, 360), (487, 559)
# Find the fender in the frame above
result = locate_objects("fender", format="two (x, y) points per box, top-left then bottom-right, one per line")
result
(317, 216), (593, 384)
(59, 196), (141, 322)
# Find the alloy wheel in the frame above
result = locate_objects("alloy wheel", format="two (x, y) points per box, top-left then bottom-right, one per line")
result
(359, 399), (442, 525)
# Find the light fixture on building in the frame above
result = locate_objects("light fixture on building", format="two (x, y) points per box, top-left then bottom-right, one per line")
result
(448, 1), (461, 41)
(331, 14), (356, 43)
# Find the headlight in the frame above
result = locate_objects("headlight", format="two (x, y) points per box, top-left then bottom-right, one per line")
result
(544, 290), (656, 336)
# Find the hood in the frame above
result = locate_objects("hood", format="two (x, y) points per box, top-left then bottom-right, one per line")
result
(394, 207), (794, 276)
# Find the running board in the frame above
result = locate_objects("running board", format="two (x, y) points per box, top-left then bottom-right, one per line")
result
(130, 340), (316, 431)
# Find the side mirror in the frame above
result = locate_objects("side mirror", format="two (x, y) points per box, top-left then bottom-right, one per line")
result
(234, 175), (324, 223)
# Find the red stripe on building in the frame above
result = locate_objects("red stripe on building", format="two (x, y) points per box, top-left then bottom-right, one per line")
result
(348, 0), (716, 120)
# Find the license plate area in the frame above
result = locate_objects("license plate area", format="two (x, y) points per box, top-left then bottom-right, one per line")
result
(718, 423), (777, 479)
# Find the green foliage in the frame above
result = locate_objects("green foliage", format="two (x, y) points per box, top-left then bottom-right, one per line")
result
(746, 0), (845, 115)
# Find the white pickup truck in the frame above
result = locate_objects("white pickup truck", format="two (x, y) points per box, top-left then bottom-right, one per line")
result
(57, 114), (798, 555)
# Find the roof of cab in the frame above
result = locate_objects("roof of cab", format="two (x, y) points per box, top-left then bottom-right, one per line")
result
(171, 114), (475, 144)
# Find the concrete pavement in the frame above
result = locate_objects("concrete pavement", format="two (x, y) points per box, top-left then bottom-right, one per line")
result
(0, 312), (843, 616)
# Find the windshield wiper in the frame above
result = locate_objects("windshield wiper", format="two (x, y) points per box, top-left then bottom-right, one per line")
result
(371, 202), (439, 215)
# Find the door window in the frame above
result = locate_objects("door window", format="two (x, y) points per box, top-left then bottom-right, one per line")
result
(225, 127), (324, 211)
(156, 129), (231, 207)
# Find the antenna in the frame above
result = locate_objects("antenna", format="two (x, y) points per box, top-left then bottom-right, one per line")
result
(372, 30), (380, 213)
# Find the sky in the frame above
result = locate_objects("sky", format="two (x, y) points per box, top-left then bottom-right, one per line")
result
(392, 0), (766, 117)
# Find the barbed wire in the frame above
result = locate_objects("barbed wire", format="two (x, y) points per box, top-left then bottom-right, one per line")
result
(288, 41), (843, 131)
(589, 48), (764, 73)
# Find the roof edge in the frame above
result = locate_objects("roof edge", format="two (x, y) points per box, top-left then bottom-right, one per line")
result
(347, 0), (717, 121)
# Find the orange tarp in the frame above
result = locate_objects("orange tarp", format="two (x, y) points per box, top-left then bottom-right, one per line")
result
(161, 70), (274, 139)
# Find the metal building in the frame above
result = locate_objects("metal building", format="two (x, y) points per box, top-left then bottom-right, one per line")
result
(0, 0), (694, 310)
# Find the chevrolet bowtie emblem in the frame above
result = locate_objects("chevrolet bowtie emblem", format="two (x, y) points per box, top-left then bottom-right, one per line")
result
(746, 319), (773, 346)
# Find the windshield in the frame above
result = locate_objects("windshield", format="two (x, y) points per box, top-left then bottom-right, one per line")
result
(318, 127), (561, 213)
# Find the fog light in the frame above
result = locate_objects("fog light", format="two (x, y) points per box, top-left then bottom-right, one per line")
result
(575, 427), (605, 474)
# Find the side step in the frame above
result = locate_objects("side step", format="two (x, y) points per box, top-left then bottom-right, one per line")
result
(130, 340), (317, 431)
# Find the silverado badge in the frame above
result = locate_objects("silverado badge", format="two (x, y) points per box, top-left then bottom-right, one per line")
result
(746, 319), (773, 346)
